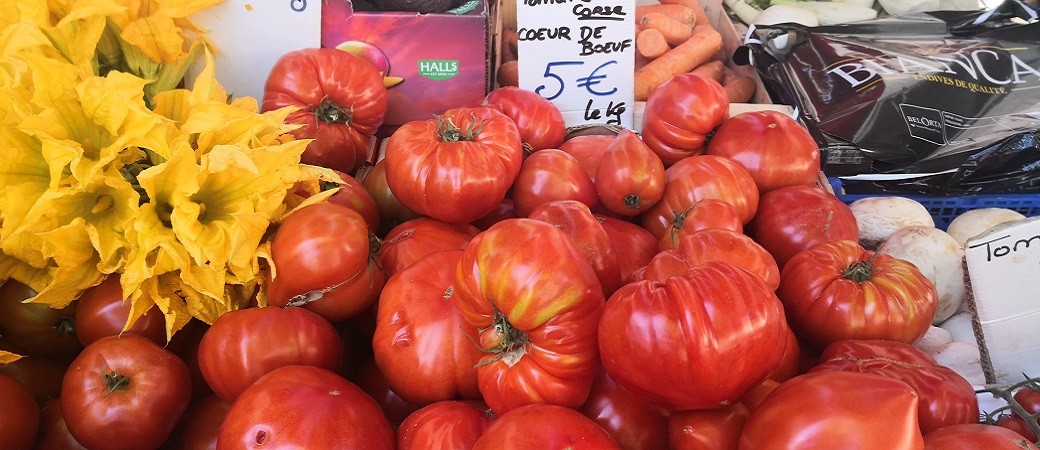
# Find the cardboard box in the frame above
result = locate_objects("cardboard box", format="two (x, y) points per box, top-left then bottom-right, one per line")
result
(964, 216), (1040, 384)
(322, 0), (496, 129)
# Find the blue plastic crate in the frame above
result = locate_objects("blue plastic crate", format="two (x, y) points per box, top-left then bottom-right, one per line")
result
(828, 178), (1040, 230)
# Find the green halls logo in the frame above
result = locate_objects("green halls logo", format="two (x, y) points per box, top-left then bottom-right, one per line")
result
(418, 60), (459, 80)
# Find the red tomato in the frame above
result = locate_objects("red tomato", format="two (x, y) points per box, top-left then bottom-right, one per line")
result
(594, 129), (666, 217)
(359, 160), (421, 235)
(634, 229), (781, 293)
(397, 401), (492, 450)
(997, 415), (1039, 442)
(810, 339), (979, 434)
(528, 200), (623, 295)
(657, 199), (743, 251)
(484, 86), (566, 151)
(327, 170), (381, 233)
(61, 335), (191, 450)
(769, 325), (804, 382)
(267, 202), (385, 322)
(165, 395), (230, 450)
(511, 149), (598, 217)
(453, 219), (606, 414)
(641, 73), (730, 165)
(599, 262), (787, 410)
(778, 240), (938, 349)
(0, 374), (39, 449)
(373, 249), (484, 405)
(0, 353), (72, 406)
(384, 106), (523, 224)
(669, 404), (749, 450)
(560, 134), (615, 181)
(923, 423), (1040, 450)
(218, 365), (394, 449)
(473, 404), (621, 450)
(579, 370), (670, 450)
(738, 371), (924, 450)
(641, 155), (759, 239)
(378, 217), (480, 276)
(747, 185), (859, 270)
(196, 306), (343, 402)
(596, 215), (658, 281)
(261, 48), (387, 173)
(75, 275), (166, 346)
(354, 358), (422, 429)
(739, 379), (780, 414)
(0, 280), (80, 358)
(1016, 385), (1040, 415)
(36, 399), (87, 450)
(706, 110), (821, 194)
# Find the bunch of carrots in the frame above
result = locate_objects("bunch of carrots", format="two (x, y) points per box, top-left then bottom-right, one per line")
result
(496, 0), (758, 104)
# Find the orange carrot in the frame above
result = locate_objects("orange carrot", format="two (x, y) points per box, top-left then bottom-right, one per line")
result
(635, 4), (697, 25)
(691, 59), (725, 83)
(634, 26), (722, 101)
(637, 28), (670, 59)
(723, 69), (757, 103)
(635, 52), (652, 71)
(659, 0), (711, 30)
(640, 13), (694, 47)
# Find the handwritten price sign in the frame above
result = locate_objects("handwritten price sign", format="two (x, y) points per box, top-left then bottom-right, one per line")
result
(186, 1), (320, 101)
(517, 0), (636, 128)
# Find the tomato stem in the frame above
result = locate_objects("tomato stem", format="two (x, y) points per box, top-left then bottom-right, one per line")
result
(842, 252), (880, 283)
(476, 311), (528, 368)
(53, 316), (76, 337)
(977, 375), (1040, 446)
(437, 114), (485, 142)
(99, 362), (131, 396)
(624, 194), (642, 211)
(313, 97), (353, 124)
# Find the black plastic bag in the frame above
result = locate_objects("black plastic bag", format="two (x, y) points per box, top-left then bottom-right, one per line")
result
(737, 1), (1040, 195)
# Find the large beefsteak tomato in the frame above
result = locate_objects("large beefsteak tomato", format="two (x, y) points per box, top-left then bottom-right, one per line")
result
(706, 110), (821, 193)
(640, 73), (729, 165)
(641, 155), (759, 239)
(925, 424), (1040, 449)
(633, 228), (780, 291)
(484, 86), (566, 151)
(473, 404), (621, 450)
(383, 106), (522, 224)
(217, 365), (394, 449)
(397, 401), (492, 450)
(778, 240), (938, 349)
(373, 249), (484, 405)
(810, 339), (979, 434)
(579, 369), (670, 450)
(669, 404), (749, 450)
(378, 217), (479, 276)
(594, 129), (666, 217)
(0, 374), (39, 450)
(747, 185), (859, 269)
(261, 48), (387, 173)
(0, 280), (81, 358)
(511, 149), (598, 217)
(599, 262), (787, 410)
(453, 219), (606, 414)
(528, 200), (623, 295)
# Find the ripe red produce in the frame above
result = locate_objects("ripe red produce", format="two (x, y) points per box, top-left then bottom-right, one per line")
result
(738, 371), (925, 449)
(579, 370), (670, 450)
(778, 240), (938, 349)
(261, 48), (387, 173)
(511, 149), (598, 217)
(810, 339), (979, 434)
(217, 365), (394, 449)
(373, 249), (484, 405)
(327, 170), (381, 233)
(596, 214), (658, 281)
(642, 155), (759, 239)
(707, 110), (821, 193)
(634, 228), (780, 291)
(267, 202), (384, 322)
(453, 219), (606, 414)
(641, 73), (730, 165)
(594, 130), (666, 217)
(76, 275), (166, 346)
(359, 159), (421, 234)
(473, 404), (621, 450)
(35, 399), (88, 450)
(165, 395), (230, 450)
(600, 262), (787, 410)
(528, 200), (623, 296)
(0, 374), (39, 450)
(559, 134), (614, 181)
(923, 423), (1040, 449)
(383, 106), (522, 224)
(669, 404), (749, 450)
(354, 358), (422, 429)
(196, 305), (344, 402)
(0, 280), (80, 358)
(61, 335), (191, 450)
(484, 86), (566, 151)
(397, 401), (493, 450)
(746, 185), (858, 269)
(657, 199), (742, 252)
(378, 217), (479, 276)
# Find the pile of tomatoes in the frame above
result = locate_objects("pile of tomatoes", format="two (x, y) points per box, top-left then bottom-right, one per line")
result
(3, 74), (1040, 449)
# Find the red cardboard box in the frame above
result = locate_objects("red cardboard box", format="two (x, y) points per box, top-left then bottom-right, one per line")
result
(322, 0), (495, 129)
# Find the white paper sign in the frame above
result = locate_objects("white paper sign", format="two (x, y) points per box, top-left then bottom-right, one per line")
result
(516, 0), (635, 128)
(186, 1), (320, 101)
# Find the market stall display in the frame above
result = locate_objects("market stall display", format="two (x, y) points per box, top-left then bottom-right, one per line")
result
(2, 0), (1040, 448)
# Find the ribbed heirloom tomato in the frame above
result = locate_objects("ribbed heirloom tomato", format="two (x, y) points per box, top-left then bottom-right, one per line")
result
(706, 110), (821, 194)
(747, 185), (859, 269)
(511, 149), (598, 217)
(527, 200), (623, 296)
(261, 48), (387, 173)
(641, 155), (759, 239)
(452, 219), (606, 414)
(640, 73), (730, 165)
(384, 106), (522, 224)
(484, 86), (566, 152)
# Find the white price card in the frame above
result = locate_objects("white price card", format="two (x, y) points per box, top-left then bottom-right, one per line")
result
(516, 0), (636, 128)
(186, 0), (321, 102)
